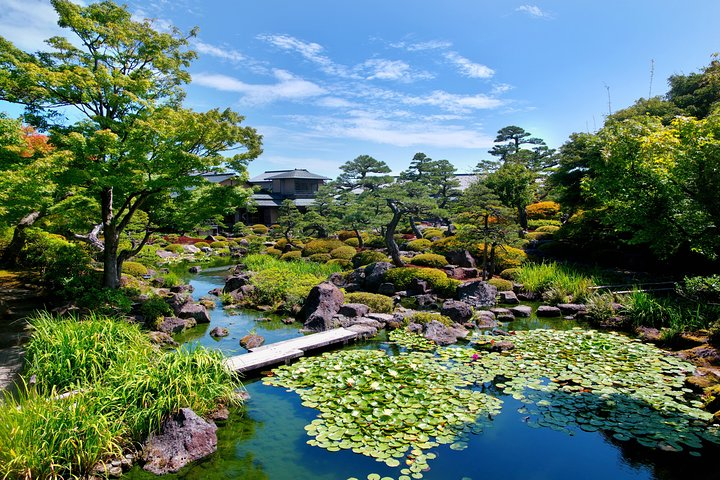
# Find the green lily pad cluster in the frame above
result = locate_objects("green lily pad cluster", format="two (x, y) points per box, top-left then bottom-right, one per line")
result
(438, 328), (720, 454)
(264, 349), (501, 478)
(388, 329), (436, 351)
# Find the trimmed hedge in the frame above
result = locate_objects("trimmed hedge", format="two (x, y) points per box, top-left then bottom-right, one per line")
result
(165, 244), (185, 254)
(406, 239), (432, 252)
(499, 268), (520, 280)
(327, 258), (353, 270)
(406, 311), (452, 326)
(535, 225), (561, 233)
(384, 267), (460, 298)
(252, 224), (269, 234)
(302, 239), (346, 256)
(526, 201), (561, 220)
(266, 247), (282, 257)
(351, 250), (390, 268)
(344, 292), (394, 313)
(121, 261), (148, 277)
(308, 253), (332, 263)
(488, 278), (513, 292)
(422, 228), (444, 239)
(344, 238), (360, 247)
(330, 245), (357, 260)
(210, 241), (229, 248)
(280, 251), (303, 261)
(194, 241), (210, 249)
(409, 253), (449, 269)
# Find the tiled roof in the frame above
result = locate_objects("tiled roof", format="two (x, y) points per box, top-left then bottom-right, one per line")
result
(248, 169), (329, 182)
(251, 193), (317, 208)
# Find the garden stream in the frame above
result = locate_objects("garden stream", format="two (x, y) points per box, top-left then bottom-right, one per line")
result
(125, 266), (720, 480)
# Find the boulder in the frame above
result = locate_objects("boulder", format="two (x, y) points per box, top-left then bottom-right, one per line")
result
(240, 333), (265, 350)
(536, 305), (562, 317)
(346, 324), (379, 338)
(367, 313), (395, 326)
(635, 326), (662, 344)
(441, 300), (473, 323)
(298, 282), (344, 332)
(557, 303), (587, 315)
(209, 327), (229, 338)
(178, 303), (211, 323)
(414, 294), (438, 307)
(147, 331), (179, 347)
(423, 320), (468, 346)
(345, 268), (366, 287)
(489, 340), (515, 352)
(188, 266), (202, 274)
(142, 408), (217, 475)
(156, 249), (178, 259)
(446, 250), (476, 268)
(498, 291), (519, 305)
(377, 282), (396, 296)
(517, 291), (540, 301)
(509, 305), (532, 318)
(457, 281), (497, 307)
(170, 284), (194, 294)
(445, 267), (479, 280)
(157, 316), (196, 335)
(408, 278), (431, 296)
(490, 307), (515, 321)
(224, 274), (250, 293)
(364, 262), (394, 291)
(339, 303), (370, 318)
(328, 273), (346, 287)
(476, 311), (498, 329)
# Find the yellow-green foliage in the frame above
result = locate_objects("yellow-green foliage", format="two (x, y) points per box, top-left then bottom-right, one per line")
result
(407, 238), (432, 252)
(410, 253), (449, 268)
(526, 201), (561, 220)
(365, 235), (386, 248)
(492, 245), (527, 271)
(121, 261), (148, 277)
(331, 245), (357, 260)
(194, 241), (210, 249)
(309, 253), (332, 263)
(515, 262), (594, 302)
(214, 235), (227, 241)
(344, 292), (394, 313)
(274, 238), (303, 250)
(499, 268), (520, 280)
(406, 311), (453, 326)
(337, 230), (367, 241)
(252, 224), (269, 234)
(165, 244), (185, 254)
(535, 225), (561, 233)
(488, 277), (513, 291)
(344, 237), (360, 247)
(266, 247), (282, 256)
(210, 241), (229, 248)
(384, 267), (460, 298)
(430, 236), (464, 256)
(422, 228), (444, 239)
(526, 231), (552, 241)
(302, 239), (347, 256)
(281, 251), (303, 261)
(351, 250), (390, 268)
(528, 219), (562, 229)
(327, 258), (353, 270)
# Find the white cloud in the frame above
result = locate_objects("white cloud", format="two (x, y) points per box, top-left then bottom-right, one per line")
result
(192, 40), (245, 62)
(443, 52), (494, 78)
(258, 33), (352, 77)
(192, 70), (326, 104)
(390, 40), (453, 51)
(359, 59), (434, 82)
(516, 5), (552, 18)
(316, 97), (357, 108)
(0, 0), (65, 51)
(402, 90), (503, 113)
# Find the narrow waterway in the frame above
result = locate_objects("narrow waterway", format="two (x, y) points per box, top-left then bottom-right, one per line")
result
(126, 266), (720, 480)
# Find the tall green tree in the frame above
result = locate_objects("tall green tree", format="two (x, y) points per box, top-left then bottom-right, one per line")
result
(0, 1), (261, 287)
(337, 154), (392, 192)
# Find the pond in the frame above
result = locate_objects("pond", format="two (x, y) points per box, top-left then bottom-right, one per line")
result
(126, 266), (720, 480)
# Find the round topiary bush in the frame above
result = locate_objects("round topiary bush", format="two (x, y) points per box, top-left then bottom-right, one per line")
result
(526, 201), (561, 220)
(330, 245), (357, 260)
(266, 247), (283, 256)
(194, 241), (210, 249)
(344, 238), (360, 247)
(384, 267), (460, 298)
(525, 232), (552, 241)
(406, 311), (453, 326)
(308, 253), (332, 263)
(121, 261), (148, 277)
(336, 230), (364, 241)
(344, 292), (394, 313)
(430, 236), (465, 257)
(407, 239), (432, 252)
(499, 268), (520, 280)
(210, 241), (229, 249)
(214, 235), (227, 241)
(422, 228), (444, 239)
(365, 236), (385, 248)
(252, 224), (269, 234)
(165, 244), (185, 254)
(527, 219), (562, 229)
(351, 250), (390, 268)
(410, 253), (449, 269)
(535, 225), (561, 233)
(327, 258), (353, 270)
(280, 251), (303, 261)
(302, 239), (347, 257)
(488, 277), (513, 291)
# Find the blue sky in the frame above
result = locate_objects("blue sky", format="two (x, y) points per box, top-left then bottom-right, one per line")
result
(1, 0), (719, 177)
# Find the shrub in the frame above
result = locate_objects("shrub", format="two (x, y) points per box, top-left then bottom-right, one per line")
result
(266, 247), (282, 256)
(21, 229), (93, 294)
(535, 225), (561, 233)
(422, 228), (444, 239)
(194, 241), (210, 249)
(384, 267), (460, 298)
(586, 292), (617, 324)
(345, 292), (394, 313)
(430, 236), (465, 257)
(337, 230), (367, 241)
(492, 245), (527, 272)
(327, 258), (353, 270)
(133, 244), (160, 267)
(309, 253), (332, 263)
(525, 231), (553, 241)
(515, 262), (594, 303)
(344, 238), (360, 247)
(499, 268), (520, 280)
(214, 235), (227, 241)
(210, 241), (229, 248)
(77, 288), (133, 316)
(406, 311), (452, 326)
(280, 251), (303, 261)
(330, 245), (357, 260)
(252, 224), (269, 234)
(165, 243), (185, 254)
(407, 239), (432, 252)
(140, 295), (173, 323)
(528, 219), (562, 229)
(365, 235), (386, 248)
(352, 250), (390, 268)
(302, 239), (346, 256)
(410, 253), (449, 269)
(526, 201), (561, 220)
(121, 261), (148, 277)
(160, 272), (181, 288)
(488, 278), (513, 292)
(677, 275), (720, 303)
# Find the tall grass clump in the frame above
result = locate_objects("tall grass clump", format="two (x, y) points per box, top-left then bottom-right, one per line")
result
(623, 289), (711, 334)
(515, 262), (594, 303)
(243, 253), (341, 278)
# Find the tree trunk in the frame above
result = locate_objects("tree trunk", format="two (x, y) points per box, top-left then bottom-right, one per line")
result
(385, 200), (405, 267)
(517, 203), (528, 230)
(481, 214), (489, 280)
(353, 228), (364, 249)
(100, 187), (121, 289)
(489, 243), (497, 277)
(409, 216), (423, 239)
(0, 211), (43, 267)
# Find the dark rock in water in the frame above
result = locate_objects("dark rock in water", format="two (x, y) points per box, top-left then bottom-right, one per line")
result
(224, 274), (250, 293)
(240, 333), (265, 350)
(423, 320), (468, 346)
(635, 326), (662, 344)
(377, 282), (396, 296)
(339, 303), (370, 318)
(675, 346), (720, 367)
(476, 310), (498, 329)
(441, 300), (473, 323)
(157, 316), (196, 334)
(142, 408), (217, 474)
(346, 323), (378, 338)
(517, 291), (540, 301)
(408, 278), (431, 296)
(509, 305), (532, 318)
(458, 281), (497, 307)
(282, 317), (296, 324)
(209, 326), (229, 338)
(364, 262), (394, 291)
(147, 331), (179, 347)
(208, 407), (230, 422)
(446, 249), (476, 268)
(166, 292), (191, 314)
(298, 282), (344, 332)
(590, 315), (629, 330)
(151, 277), (166, 287)
(178, 303), (211, 323)
(557, 303), (587, 315)
(188, 266), (202, 274)
(536, 305), (562, 317)
(170, 284), (194, 294)
(490, 307), (514, 321)
(208, 288), (223, 296)
(498, 291), (519, 305)
(490, 340), (515, 352)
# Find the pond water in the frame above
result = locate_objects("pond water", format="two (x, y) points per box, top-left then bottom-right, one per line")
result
(126, 266), (720, 480)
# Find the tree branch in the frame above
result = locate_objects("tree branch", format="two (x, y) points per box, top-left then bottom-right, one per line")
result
(72, 223), (105, 252)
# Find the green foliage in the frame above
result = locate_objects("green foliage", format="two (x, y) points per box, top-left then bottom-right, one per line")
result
(585, 292), (617, 324)
(330, 245), (357, 260)
(121, 261), (148, 277)
(308, 253), (332, 263)
(622, 290), (718, 334)
(526, 201), (561, 220)
(430, 236), (464, 257)
(280, 251), (303, 261)
(76, 287), (133, 316)
(384, 267), (460, 298)
(133, 244), (160, 267)
(140, 296), (173, 323)
(535, 225), (561, 233)
(406, 311), (453, 326)
(525, 231), (553, 241)
(499, 268), (520, 280)
(327, 258), (353, 270)
(210, 241), (228, 248)
(337, 230), (365, 241)
(422, 228), (444, 239)
(194, 241), (210, 248)
(351, 250), (390, 268)
(527, 219), (562, 229)
(165, 243), (185, 254)
(344, 237), (360, 247)
(515, 262), (594, 303)
(677, 275), (720, 303)
(407, 238), (432, 252)
(302, 239), (346, 256)
(21, 229), (93, 293)
(159, 272), (181, 288)
(252, 224), (269, 234)
(488, 278), (513, 292)
(266, 247), (282, 257)
(409, 253), (449, 268)
(344, 292), (394, 313)
(365, 235), (386, 248)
